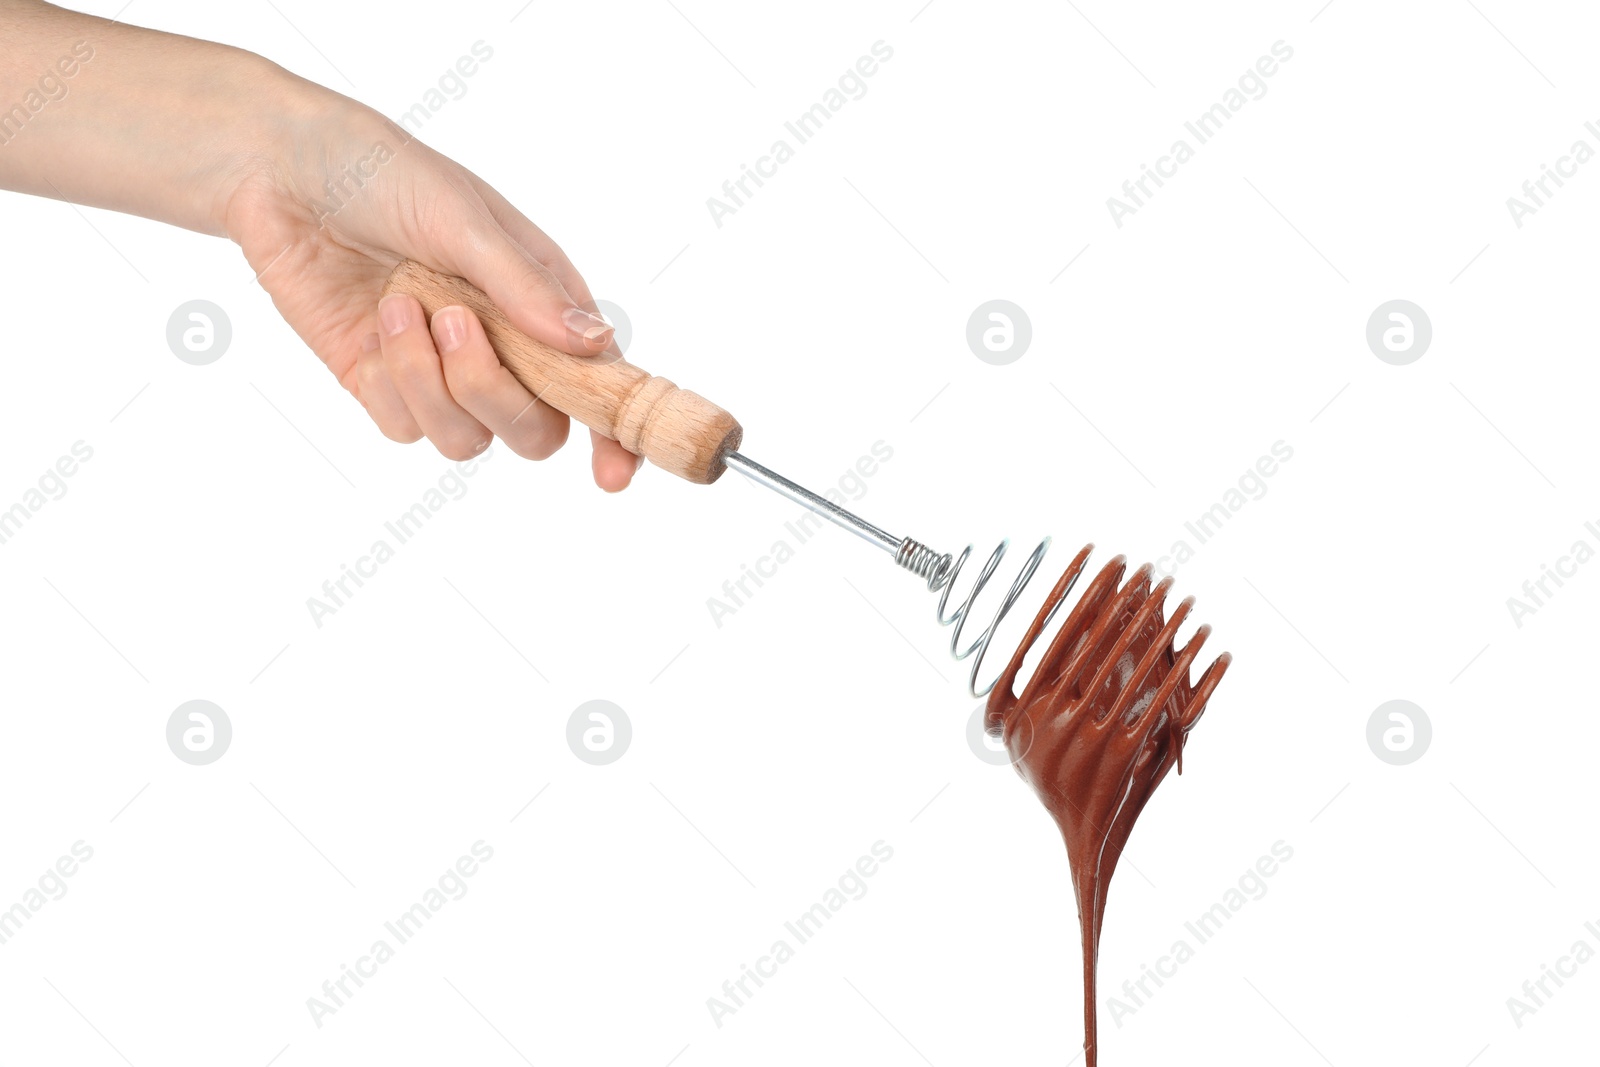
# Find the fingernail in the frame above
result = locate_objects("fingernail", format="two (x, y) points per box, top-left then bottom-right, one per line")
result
(361, 331), (379, 353)
(562, 306), (614, 345)
(433, 306), (467, 353)
(379, 294), (413, 336)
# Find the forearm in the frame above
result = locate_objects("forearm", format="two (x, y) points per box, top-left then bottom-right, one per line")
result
(0, 0), (331, 235)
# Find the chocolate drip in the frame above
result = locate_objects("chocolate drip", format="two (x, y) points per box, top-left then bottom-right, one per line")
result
(986, 545), (1231, 1066)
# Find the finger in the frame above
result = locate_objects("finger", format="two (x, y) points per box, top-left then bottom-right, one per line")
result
(464, 177), (630, 373)
(432, 305), (570, 461)
(354, 331), (423, 443)
(590, 428), (642, 493)
(429, 180), (615, 358)
(477, 188), (632, 375)
(472, 179), (599, 309)
(378, 293), (492, 460)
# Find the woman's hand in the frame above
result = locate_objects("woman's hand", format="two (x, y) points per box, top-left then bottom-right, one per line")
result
(0, 5), (636, 487)
(222, 96), (640, 489)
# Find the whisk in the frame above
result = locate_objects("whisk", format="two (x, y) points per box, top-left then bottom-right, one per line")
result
(388, 262), (1059, 696)
(385, 264), (1233, 1067)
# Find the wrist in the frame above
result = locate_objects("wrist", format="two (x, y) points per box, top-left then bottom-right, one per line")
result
(213, 57), (398, 242)
(207, 52), (347, 235)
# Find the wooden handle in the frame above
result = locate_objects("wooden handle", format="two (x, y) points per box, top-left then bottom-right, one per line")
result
(382, 260), (742, 484)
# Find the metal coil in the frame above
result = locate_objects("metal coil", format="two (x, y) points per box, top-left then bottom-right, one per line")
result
(895, 535), (1053, 698)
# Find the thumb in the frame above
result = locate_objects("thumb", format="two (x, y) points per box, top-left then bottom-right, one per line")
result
(436, 214), (615, 358)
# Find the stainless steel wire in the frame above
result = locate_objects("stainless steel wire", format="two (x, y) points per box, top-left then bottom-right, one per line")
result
(895, 535), (1052, 698)
(726, 450), (1052, 699)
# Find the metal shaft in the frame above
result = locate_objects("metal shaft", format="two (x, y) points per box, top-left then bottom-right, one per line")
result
(723, 449), (1053, 698)
(723, 451), (902, 556)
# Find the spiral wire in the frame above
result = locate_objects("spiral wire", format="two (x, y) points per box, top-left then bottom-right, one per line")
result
(895, 535), (1053, 698)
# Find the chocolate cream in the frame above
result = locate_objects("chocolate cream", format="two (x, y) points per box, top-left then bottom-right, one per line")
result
(986, 544), (1231, 1066)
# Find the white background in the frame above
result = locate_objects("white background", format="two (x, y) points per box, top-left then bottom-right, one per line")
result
(2, 1), (1597, 1064)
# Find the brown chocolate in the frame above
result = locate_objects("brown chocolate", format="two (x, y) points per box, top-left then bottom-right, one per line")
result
(987, 544), (1230, 1066)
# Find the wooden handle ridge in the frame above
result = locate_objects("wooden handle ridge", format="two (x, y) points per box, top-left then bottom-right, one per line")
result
(382, 260), (742, 484)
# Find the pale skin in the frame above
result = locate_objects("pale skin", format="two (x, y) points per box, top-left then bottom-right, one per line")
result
(0, 0), (640, 490)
